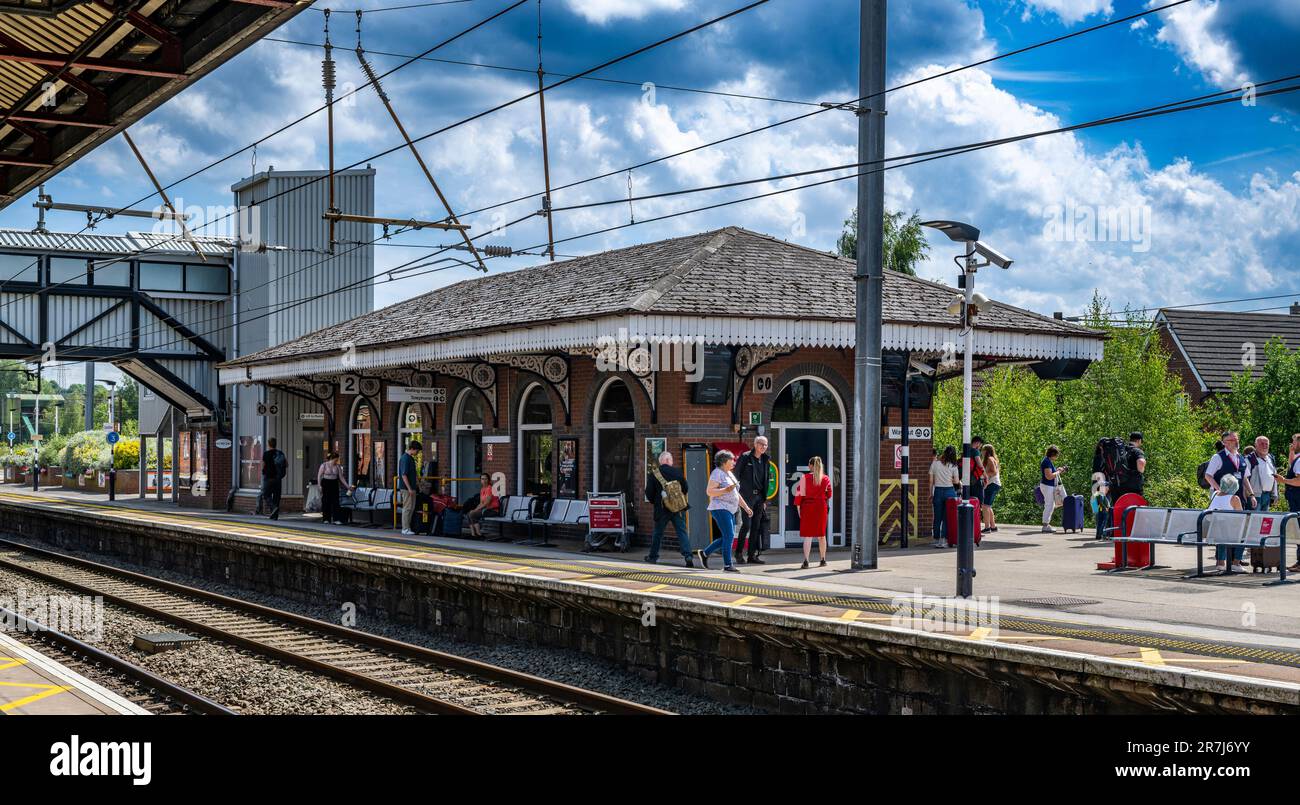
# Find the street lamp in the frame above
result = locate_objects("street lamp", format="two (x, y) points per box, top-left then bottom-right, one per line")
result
(921, 220), (1014, 597)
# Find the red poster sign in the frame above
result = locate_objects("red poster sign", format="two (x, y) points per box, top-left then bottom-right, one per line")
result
(588, 495), (625, 532)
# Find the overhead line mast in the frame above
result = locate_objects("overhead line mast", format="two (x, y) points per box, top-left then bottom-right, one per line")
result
(536, 0), (556, 261)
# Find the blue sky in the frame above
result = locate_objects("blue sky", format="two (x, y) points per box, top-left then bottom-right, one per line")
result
(5, 0), (1298, 328)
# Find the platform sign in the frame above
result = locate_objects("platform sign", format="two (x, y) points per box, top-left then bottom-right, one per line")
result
(5, 431), (14, 446)
(587, 494), (626, 533)
(887, 426), (933, 441)
(106, 431), (120, 446)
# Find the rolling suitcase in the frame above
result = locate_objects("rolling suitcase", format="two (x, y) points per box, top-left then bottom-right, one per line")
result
(944, 497), (983, 547)
(1062, 494), (1086, 533)
(440, 508), (464, 538)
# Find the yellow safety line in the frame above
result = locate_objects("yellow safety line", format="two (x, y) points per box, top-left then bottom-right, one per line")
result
(0, 684), (72, 712)
(1140, 648), (1166, 665)
(968, 627), (993, 641)
(840, 609), (861, 621)
(730, 595), (757, 606)
(642, 584), (670, 593)
(0, 657), (28, 671)
(995, 636), (1067, 642)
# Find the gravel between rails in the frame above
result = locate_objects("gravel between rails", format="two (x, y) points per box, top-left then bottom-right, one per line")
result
(2, 535), (762, 715)
(0, 564), (417, 715)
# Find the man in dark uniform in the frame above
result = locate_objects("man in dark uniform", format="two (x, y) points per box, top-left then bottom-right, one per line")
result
(643, 451), (693, 567)
(733, 435), (776, 565)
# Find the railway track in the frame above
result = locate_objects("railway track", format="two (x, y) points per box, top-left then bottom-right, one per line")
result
(0, 539), (670, 715)
(0, 604), (236, 715)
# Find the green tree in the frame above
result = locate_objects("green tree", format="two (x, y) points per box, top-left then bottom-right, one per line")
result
(1214, 337), (1300, 455)
(836, 208), (929, 275)
(933, 294), (1210, 523)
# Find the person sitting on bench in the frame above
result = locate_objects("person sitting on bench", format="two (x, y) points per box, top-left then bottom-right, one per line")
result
(465, 474), (500, 539)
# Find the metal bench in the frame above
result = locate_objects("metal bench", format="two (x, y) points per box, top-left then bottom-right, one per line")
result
(482, 495), (534, 541)
(341, 486), (371, 525)
(1109, 506), (1296, 582)
(516, 498), (570, 547)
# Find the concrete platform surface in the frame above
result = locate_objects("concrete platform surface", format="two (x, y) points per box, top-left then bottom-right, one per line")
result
(3, 485), (1299, 690)
(0, 629), (148, 715)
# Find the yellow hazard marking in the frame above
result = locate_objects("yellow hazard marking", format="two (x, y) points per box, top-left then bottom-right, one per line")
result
(1140, 648), (1165, 665)
(0, 681), (72, 712)
(995, 636), (1067, 642)
(451, 559), (480, 566)
(0, 656), (28, 672)
(642, 584), (670, 593)
(967, 627), (993, 641)
(840, 609), (861, 621)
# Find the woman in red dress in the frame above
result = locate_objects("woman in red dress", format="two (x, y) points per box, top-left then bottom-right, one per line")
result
(795, 456), (833, 569)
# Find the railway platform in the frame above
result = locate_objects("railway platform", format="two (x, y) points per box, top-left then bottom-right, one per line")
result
(3, 485), (1300, 712)
(0, 628), (148, 715)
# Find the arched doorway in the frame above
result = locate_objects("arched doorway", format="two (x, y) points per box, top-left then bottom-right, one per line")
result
(451, 389), (484, 501)
(593, 378), (636, 502)
(349, 398), (384, 487)
(771, 377), (846, 548)
(399, 402), (435, 480)
(517, 383), (554, 496)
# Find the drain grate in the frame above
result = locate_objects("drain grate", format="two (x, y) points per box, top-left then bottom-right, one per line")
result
(1010, 596), (1101, 609)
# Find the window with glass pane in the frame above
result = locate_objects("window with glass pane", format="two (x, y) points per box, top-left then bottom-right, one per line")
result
(521, 387), (552, 425)
(524, 432), (554, 495)
(139, 262), (184, 291)
(457, 392), (484, 426)
(352, 403), (372, 485)
(598, 428), (635, 497)
(49, 257), (88, 286)
(0, 253), (39, 284)
(186, 264), (228, 294)
(773, 379), (841, 423)
(598, 381), (635, 422)
(93, 260), (130, 287)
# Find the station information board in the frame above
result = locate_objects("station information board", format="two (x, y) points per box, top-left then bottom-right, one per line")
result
(587, 494), (626, 533)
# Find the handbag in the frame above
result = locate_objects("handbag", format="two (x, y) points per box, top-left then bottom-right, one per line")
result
(304, 483), (322, 513)
(650, 463), (689, 513)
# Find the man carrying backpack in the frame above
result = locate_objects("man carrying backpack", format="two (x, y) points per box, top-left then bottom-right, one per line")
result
(1119, 432), (1146, 497)
(262, 437), (288, 520)
(644, 451), (693, 567)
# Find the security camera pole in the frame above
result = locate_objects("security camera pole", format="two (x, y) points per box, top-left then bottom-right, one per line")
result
(851, 0), (887, 571)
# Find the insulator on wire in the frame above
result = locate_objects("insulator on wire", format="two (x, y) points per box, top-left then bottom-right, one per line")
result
(322, 55), (336, 97)
(483, 245), (513, 258)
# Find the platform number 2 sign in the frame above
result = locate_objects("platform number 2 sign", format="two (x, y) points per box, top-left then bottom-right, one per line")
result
(341, 375), (360, 395)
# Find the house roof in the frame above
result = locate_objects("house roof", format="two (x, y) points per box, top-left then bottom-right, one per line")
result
(223, 227), (1103, 372)
(1158, 307), (1300, 394)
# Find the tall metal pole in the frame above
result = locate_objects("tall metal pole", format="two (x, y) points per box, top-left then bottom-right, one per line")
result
(536, 0), (556, 261)
(961, 241), (975, 498)
(32, 361), (40, 491)
(84, 361), (94, 431)
(851, 0), (887, 570)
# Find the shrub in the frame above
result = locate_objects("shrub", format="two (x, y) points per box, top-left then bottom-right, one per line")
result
(1142, 476), (1208, 511)
(112, 439), (140, 470)
(61, 430), (113, 475)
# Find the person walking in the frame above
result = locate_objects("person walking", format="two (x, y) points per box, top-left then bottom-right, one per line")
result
(1209, 473), (1247, 573)
(1249, 436), (1277, 513)
(733, 435), (776, 565)
(794, 456), (833, 569)
(1275, 434), (1300, 572)
(980, 443), (1001, 534)
(697, 450), (751, 573)
(1039, 445), (1066, 533)
(929, 446), (960, 549)
(1205, 431), (1256, 510)
(261, 437), (287, 520)
(398, 440), (422, 536)
(316, 452), (351, 525)
(644, 451), (694, 567)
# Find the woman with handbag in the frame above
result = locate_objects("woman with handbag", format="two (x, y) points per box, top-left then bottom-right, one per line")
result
(316, 452), (351, 525)
(1040, 445), (1067, 533)
(697, 450), (752, 573)
(794, 456), (832, 569)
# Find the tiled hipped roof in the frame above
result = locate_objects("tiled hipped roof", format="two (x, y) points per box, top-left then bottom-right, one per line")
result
(1158, 308), (1300, 394)
(223, 227), (1101, 369)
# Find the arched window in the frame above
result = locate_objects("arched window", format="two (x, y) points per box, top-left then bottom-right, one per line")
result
(518, 384), (554, 496)
(350, 399), (381, 486)
(773, 378), (843, 423)
(771, 376), (846, 549)
(594, 378), (636, 499)
(451, 389), (484, 500)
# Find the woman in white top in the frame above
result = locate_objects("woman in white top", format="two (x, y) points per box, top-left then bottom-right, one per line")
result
(697, 450), (752, 573)
(929, 446), (961, 549)
(1209, 473), (1245, 573)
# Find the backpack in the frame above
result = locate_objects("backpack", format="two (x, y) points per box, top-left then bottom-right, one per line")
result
(1093, 437), (1130, 488)
(1197, 460), (1212, 490)
(273, 450), (288, 480)
(649, 463), (689, 513)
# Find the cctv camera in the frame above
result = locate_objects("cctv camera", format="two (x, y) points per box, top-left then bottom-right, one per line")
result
(908, 358), (936, 377)
(974, 240), (1013, 270)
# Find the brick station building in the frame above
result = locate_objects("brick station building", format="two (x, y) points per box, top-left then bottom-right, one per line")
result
(215, 227), (1105, 547)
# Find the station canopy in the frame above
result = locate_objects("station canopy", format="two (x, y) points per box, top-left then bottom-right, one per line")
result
(219, 227), (1106, 384)
(0, 0), (308, 207)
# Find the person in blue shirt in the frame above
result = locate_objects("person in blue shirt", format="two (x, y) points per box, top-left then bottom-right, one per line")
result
(1039, 445), (1066, 533)
(398, 441), (422, 535)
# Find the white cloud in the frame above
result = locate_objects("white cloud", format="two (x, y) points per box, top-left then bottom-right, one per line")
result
(564, 0), (686, 25)
(1020, 0), (1113, 24)
(1149, 0), (1247, 88)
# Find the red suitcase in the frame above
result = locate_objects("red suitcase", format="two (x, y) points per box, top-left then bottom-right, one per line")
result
(945, 497), (983, 547)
